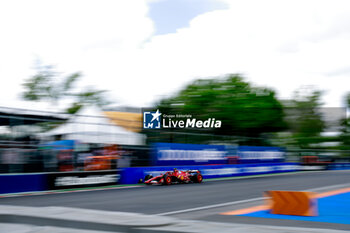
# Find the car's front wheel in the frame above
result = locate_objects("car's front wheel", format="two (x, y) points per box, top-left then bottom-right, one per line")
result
(144, 175), (153, 181)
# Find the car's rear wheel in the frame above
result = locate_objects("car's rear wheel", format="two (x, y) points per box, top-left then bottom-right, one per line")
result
(163, 175), (172, 185)
(192, 174), (203, 183)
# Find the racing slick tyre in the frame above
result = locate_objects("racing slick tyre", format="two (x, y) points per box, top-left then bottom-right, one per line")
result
(163, 175), (172, 185)
(192, 174), (203, 183)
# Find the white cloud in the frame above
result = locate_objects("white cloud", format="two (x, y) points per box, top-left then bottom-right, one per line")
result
(0, 0), (350, 112)
(136, 0), (350, 106)
(128, 0), (350, 107)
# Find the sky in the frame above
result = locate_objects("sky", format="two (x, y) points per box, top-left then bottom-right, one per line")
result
(0, 0), (350, 112)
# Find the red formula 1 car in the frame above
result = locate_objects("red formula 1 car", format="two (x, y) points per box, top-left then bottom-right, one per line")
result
(143, 168), (203, 185)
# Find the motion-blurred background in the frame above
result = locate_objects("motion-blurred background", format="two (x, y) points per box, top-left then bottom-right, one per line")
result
(1, 0), (350, 174)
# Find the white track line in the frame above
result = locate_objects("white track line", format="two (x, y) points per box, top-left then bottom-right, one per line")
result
(204, 170), (350, 182)
(306, 183), (350, 192)
(0, 185), (141, 198)
(156, 183), (350, 216)
(156, 197), (264, 216)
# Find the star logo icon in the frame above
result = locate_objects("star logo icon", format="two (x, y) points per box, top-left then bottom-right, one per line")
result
(151, 109), (161, 122)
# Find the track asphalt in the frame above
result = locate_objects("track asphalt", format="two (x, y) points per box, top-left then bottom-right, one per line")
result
(0, 170), (349, 231)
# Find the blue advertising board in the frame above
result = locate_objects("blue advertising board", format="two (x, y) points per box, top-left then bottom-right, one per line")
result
(327, 163), (350, 170)
(237, 146), (285, 163)
(152, 143), (285, 166)
(0, 173), (47, 194)
(0, 170), (121, 195)
(153, 143), (227, 166)
(40, 140), (76, 150)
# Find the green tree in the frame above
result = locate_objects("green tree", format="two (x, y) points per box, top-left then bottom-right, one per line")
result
(152, 74), (287, 145)
(339, 93), (350, 150)
(285, 88), (326, 148)
(21, 64), (110, 114)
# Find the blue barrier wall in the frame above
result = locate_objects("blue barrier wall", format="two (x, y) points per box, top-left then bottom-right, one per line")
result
(0, 173), (47, 194)
(327, 163), (350, 170)
(119, 163), (300, 184)
(0, 170), (120, 195)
